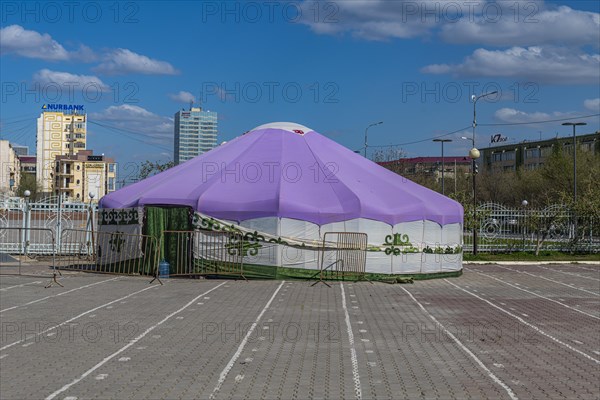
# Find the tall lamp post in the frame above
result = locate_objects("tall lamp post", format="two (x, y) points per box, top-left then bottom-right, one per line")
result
(364, 121), (383, 158)
(562, 121), (586, 242)
(470, 90), (497, 255)
(88, 192), (96, 258)
(561, 122), (587, 203)
(433, 139), (452, 195)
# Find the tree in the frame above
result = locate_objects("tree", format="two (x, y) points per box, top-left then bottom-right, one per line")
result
(137, 160), (174, 181)
(15, 174), (41, 199)
(371, 147), (406, 163)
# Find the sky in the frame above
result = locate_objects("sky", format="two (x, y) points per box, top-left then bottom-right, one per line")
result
(1, 0), (599, 180)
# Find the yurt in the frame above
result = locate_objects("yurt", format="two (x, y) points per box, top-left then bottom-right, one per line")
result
(99, 122), (463, 277)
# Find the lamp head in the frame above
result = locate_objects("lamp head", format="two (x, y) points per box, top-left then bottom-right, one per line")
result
(24, 190), (31, 198)
(522, 200), (528, 207)
(469, 148), (480, 159)
(89, 192), (95, 199)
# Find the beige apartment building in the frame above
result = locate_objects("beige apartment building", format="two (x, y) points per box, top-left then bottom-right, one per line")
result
(54, 150), (116, 202)
(0, 140), (21, 194)
(36, 110), (87, 193)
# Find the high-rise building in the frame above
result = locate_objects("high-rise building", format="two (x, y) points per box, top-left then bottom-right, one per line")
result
(174, 106), (217, 164)
(36, 110), (87, 193)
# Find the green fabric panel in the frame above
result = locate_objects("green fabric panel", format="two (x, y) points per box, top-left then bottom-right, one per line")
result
(143, 206), (192, 274)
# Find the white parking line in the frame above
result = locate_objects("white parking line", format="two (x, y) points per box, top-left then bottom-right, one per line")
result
(533, 265), (600, 282)
(209, 281), (285, 399)
(495, 266), (600, 296)
(0, 277), (119, 313)
(568, 265), (599, 272)
(0, 281), (43, 291)
(445, 280), (600, 365)
(401, 286), (518, 400)
(45, 282), (226, 400)
(0, 284), (159, 352)
(341, 283), (362, 400)
(465, 268), (600, 320)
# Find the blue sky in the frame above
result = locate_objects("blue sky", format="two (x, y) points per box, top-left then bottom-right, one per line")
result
(1, 0), (599, 175)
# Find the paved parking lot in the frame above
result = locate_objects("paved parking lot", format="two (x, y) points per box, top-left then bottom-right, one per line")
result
(1, 263), (599, 399)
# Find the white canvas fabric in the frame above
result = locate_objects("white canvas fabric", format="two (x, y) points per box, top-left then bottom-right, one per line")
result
(194, 212), (462, 274)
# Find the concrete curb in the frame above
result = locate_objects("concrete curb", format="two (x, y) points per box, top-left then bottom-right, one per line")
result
(464, 261), (600, 265)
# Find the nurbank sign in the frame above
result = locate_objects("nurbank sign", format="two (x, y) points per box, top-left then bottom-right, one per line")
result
(42, 104), (85, 111)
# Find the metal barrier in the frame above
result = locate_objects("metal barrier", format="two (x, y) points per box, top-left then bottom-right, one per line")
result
(312, 232), (368, 287)
(59, 229), (160, 280)
(464, 203), (600, 253)
(0, 194), (95, 255)
(159, 230), (245, 279)
(0, 227), (62, 287)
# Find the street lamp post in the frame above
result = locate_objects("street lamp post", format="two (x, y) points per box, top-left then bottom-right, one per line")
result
(562, 122), (587, 242)
(561, 122), (587, 203)
(470, 91), (497, 255)
(364, 121), (383, 158)
(88, 192), (96, 258)
(433, 139), (452, 195)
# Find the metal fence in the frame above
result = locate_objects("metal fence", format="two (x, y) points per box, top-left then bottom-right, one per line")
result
(0, 227), (57, 276)
(159, 230), (245, 279)
(59, 228), (160, 277)
(312, 232), (368, 286)
(1, 195), (95, 256)
(463, 203), (600, 253)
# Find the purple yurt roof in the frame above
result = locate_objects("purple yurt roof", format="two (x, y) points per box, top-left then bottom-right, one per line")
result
(100, 122), (463, 226)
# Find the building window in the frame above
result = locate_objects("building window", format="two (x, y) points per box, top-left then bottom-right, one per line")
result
(108, 164), (115, 173)
(525, 148), (540, 159)
(502, 151), (515, 161)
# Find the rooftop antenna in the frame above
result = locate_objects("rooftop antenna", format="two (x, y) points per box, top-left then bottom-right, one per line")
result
(189, 99), (194, 111)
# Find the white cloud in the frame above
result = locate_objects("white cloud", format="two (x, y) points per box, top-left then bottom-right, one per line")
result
(440, 5), (600, 47)
(94, 49), (178, 75)
(92, 104), (157, 120)
(299, 1), (599, 47)
(0, 25), (179, 78)
(71, 45), (98, 62)
(169, 91), (196, 103)
(421, 46), (600, 84)
(584, 98), (600, 111)
(299, 0), (447, 40)
(90, 105), (173, 145)
(494, 108), (578, 124)
(0, 25), (69, 61)
(32, 69), (109, 91)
